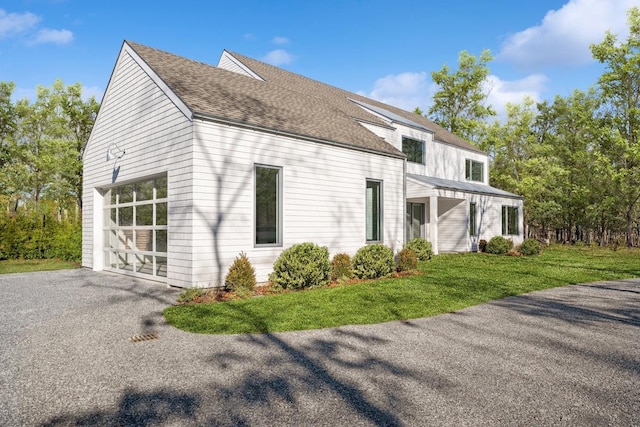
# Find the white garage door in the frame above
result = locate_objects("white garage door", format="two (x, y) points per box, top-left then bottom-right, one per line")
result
(103, 175), (168, 280)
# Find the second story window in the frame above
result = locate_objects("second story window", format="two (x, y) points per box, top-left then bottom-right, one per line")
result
(465, 159), (484, 182)
(402, 137), (424, 164)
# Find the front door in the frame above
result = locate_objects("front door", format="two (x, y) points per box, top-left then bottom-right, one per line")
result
(406, 202), (424, 241)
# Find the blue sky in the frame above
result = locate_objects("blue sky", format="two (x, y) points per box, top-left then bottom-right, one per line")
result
(1, 0), (638, 119)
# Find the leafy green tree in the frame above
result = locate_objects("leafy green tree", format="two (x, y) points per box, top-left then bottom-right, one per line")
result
(590, 6), (640, 245)
(482, 97), (564, 237)
(428, 50), (496, 144)
(536, 89), (602, 242)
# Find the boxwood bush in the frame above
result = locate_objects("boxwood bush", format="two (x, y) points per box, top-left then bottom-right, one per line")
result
(485, 236), (512, 255)
(269, 242), (331, 290)
(352, 244), (395, 279)
(519, 238), (541, 256)
(405, 238), (433, 261)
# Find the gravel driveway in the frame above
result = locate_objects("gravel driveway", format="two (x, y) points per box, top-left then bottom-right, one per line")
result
(1, 268), (639, 426)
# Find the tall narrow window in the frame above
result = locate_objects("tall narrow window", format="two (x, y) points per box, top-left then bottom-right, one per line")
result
(465, 159), (484, 182)
(406, 202), (424, 240)
(502, 206), (519, 235)
(402, 137), (424, 164)
(469, 202), (477, 236)
(255, 165), (281, 245)
(366, 180), (382, 242)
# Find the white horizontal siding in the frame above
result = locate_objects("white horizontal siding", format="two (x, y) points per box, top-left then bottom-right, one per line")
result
(188, 120), (405, 286)
(82, 47), (195, 287)
(469, 194), (524, 247)
(437, 198), (467, 253)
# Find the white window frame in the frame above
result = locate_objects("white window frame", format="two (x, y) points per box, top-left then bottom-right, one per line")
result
(465, 159), (484, 182)
(254, 164), (283, 247)
(502, 205), (519, 236)
(366, 179), (383, 243)
(402, 136), (425, 165)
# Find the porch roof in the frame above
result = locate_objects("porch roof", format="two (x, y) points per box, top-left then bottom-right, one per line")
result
(407, 174), (522, 199)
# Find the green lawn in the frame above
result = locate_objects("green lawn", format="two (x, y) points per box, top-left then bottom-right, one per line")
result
(0, 259), (80, 274)
(164, 245), (640, 335)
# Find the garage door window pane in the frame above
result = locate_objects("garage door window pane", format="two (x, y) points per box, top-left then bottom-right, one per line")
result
(136, 204), (153, 226)
(120, 207), (133, 226)
(156, 230), (167, 252)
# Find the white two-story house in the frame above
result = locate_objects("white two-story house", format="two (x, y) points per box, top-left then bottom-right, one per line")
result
(82, 41), (523, 287)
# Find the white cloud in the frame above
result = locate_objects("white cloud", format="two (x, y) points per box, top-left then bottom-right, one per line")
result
(82, 85), (103, 102)
(262, 49), (294, 65)
(485, 74), (548, 119)
(30, 28), (73, 45)
(272, 36), (289, 45)
(0, 9), (40, 38)
(498, 0), (638, 70)
(361, 71), (433, 112)
(243, 33), (256, 41)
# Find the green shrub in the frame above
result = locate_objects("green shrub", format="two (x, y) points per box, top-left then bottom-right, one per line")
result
(225, 252), (257, 294)
(352, 244), (395, 279)
(269, 242), (331, 290)
(405, 238), (433, 261)
(177, 288), (207, 303)
(331, 253), (353, 281)
(478, 239), (487, 253)
(396, 247), (418, 272)
(485, 236), (512, 255)
(0, 204), (81, 261)
(519, 238), (541, 256)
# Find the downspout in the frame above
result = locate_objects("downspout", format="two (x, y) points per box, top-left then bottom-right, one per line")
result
(403, 158), (407, 247)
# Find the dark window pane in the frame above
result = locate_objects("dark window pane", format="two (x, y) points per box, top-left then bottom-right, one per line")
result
(135, 180), (154, 201)
(155, 176), (168, 199)
(119, 206), (133, 226)
(256, 166), (280, 245)
(156, 202), (167, 226)
(466, 160), (483, 182)
(402, 137), (424, 164)
(136, 204), (153, 226)
(469, 203), (477, 236)
(156, 230), (167, 253)
(119, 184), (133, 203)
(366, 180), (382, 242)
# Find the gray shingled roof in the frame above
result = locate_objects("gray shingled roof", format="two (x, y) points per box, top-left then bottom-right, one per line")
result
(408, 174), (522, 199)
(126, 41), (484, 158)
(226, 50), (484, 154)
(126, 41), (403, 157)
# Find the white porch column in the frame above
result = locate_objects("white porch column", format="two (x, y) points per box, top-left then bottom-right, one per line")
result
(430, 196), (438, 255)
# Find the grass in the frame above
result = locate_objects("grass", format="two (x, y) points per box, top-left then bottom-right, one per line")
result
(0, 258), (80, 274)
(164, 245), (640, 335)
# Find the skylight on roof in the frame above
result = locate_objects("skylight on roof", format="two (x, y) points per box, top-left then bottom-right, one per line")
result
(349, 99), (432, 133)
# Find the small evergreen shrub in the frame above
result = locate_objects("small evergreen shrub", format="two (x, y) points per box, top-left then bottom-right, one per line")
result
(352, 244), (395, 279)
(330, 253), (353, 281)
(269, 242), (331, 290)
(478, 239), (487, 253)
(405, 238), (433, 261)
(396, 247), (418, 272)
(519, 238), (541, 256)
(225, 252), (257, 294)
(485, 236), (512, 255)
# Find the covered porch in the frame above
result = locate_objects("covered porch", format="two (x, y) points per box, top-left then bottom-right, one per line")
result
(406, 174), (522, 254)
